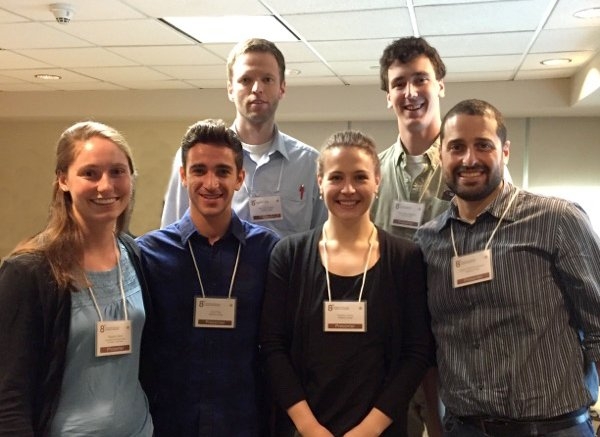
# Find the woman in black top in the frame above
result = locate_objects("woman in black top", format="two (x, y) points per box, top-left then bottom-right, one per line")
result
(260, 130), (434, 436)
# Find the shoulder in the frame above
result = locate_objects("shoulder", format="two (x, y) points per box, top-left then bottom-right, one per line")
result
(272, 228), (318, 256)
(241, 220), (280, 247)
(136, 225), (180, 250)
(1, 252), (49, 277)
(379, 227), (421, 255)
(0, 252), (62, 306)
(378, 142), (397, 161)
(278, 131), (320, 157)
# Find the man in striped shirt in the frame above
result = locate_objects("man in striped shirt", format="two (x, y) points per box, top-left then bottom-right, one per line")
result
(415, 98), (600, 437)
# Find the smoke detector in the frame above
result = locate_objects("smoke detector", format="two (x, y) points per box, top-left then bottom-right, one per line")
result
(49, 3), (75, 24)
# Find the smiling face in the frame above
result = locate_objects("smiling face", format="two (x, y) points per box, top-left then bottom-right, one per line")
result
(181, 143), (245, 226)
(58, 136), (132, 230)
(318, 146), (380, 223)
(386, 55), (445, 140)
(227, 51), (286, 127)
(441, 112), (509, 204)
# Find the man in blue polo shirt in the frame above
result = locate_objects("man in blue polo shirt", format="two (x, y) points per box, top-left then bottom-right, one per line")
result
(137, 119), (279, 436)
(160, 38), (326, 237)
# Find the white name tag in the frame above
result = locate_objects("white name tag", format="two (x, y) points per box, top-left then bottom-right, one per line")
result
(323, 301), (367, 333)
(391, 200), (425, 229)
(249, 195), (283, 221)
(194, 297), (237, 329)
(96, 320), (132, 357)
(452, 249), (494, 288)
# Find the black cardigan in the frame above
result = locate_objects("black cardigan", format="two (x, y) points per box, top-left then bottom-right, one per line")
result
(0, 234), (152, 437)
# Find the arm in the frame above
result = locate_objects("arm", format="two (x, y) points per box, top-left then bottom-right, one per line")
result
(0, 257), (44, 437)
(160, 148), (188, 228)
(371, 242), (435, 424)
(259, 240), (312, 423)
(287, 401), (333, 437)
(421, 367), (444, 437)
(555, 204), (600, 365)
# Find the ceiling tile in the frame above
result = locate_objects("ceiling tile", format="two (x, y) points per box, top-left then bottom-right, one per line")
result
(0, 0), (145, 21)
(0, 50), (53, 69)
(444, 55), (523, 73)
(152, 65), (225, 80)
(545, 0), (600, 29)
(267, 0), (406, 14)
(428, 32), (534, 57)
(310, 39), (394, 62)
(108, 46), (224, 66)
(55, 19), (194, 46)
(0, 67), (99, 82)
(15, 47), (136, 68)
(515, 68), (578, 80)
(532, 27), (600, 53)
(283, 9), (412, 41)
(121, 0), (269, 16)
(416, 0), (550, 35)
(72, 66), (172, 82)
(0, 22), (92, 49)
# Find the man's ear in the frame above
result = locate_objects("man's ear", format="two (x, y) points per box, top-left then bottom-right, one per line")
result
(503, 140), (510, 165)
(235, 168), (245, 191)
(179, 166), (187, 188)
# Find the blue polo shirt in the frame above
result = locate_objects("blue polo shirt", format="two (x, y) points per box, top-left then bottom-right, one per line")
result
(137, 211), (278, 437)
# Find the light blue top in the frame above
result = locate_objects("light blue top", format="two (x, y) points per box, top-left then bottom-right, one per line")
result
(49, 242), (153, 437)
(160, 126), (327, 237)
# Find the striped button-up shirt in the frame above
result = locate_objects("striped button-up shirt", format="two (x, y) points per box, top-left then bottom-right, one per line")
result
(415, 182), (600, 419)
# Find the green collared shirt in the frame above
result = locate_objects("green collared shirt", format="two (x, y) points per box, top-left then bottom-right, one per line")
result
(372, 138), (451, 240)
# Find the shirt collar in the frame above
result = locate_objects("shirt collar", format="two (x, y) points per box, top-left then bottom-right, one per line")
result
(436, 181), (519, 231)
(395, 135), (441, 167)
(178, 210), (247, 246)
(231, 123), (289, 161)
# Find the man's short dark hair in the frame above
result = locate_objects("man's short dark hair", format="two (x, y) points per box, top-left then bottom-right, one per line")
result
(181, 119), (244, 171)
(379, 37), (446, 91)
(441, 99), (507, 145)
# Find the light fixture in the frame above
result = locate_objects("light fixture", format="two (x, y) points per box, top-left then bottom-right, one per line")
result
(573, 7), (600, 19)
(540, 58), (571, 66)
(35, 73), (62, 80)
(285, 68), (301, 77)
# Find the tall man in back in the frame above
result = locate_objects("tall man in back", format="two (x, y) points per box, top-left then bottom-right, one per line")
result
(161, 38), (326, 236)
(415, 99), (600, 437)
(372, 37), (450, 241)
(371, 36), (449, 437)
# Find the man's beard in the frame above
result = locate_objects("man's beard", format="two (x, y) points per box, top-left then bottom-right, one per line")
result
(446, 164), (503, 201)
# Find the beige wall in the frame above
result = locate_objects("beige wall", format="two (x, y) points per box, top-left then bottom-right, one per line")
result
(1, 114), (599, 257)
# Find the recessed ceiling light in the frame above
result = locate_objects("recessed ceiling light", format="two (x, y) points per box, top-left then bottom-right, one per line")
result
(35, 73), (62, 80)
(162, 15), (298, 43)
(540, 58), (571, 66)
(285, 68), (301, 76)
(573, 7), (600, 19)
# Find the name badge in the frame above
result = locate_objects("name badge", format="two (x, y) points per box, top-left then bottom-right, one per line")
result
(452, 249), (494, 288)
(323, 301), (367, 333)
(249, 195), (283, 221)
(391, 200), (425, 229)
(96, 320), (132, 357)
(194, 297), (237, 328)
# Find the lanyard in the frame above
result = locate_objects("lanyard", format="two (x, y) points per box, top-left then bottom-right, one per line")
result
(450, 188), (519, 257)
(188, 239), (241, 299)
(393, 152), (436, 203)
(321, 226), (375, 302)
(87, 240), (128, 322)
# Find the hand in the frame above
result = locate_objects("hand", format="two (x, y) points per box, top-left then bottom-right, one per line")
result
(343, 424), (380, 437)
(298, 424), (334, 437)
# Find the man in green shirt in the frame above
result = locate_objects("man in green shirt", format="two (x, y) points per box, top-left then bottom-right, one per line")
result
(372, 37), (450, 242)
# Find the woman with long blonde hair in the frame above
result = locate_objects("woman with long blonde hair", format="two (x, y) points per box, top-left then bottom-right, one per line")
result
(0, 121), (153, 436)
